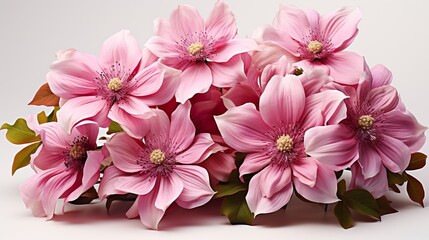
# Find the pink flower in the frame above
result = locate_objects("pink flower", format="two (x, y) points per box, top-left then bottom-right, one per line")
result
(145, 0), (257, 103)
(260, 4), (364, 85)
(215, 75), (348, 215)
(98, 102), (219, 229)
(20, 120), (104, 219)
(305, 64), (427, 198)
(48, 30), (179, 136)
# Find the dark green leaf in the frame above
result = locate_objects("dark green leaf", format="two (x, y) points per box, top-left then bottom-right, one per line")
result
(215, 182), (246, 198)
(334, 201), (354, 229)
(12, 142), (41, 175)
(343, 189), (381, 220)
(107, 121), (123, 134)
(106, 193), (137, 214)
(407, 152), (427, 170)
(69, 187), (98, 205)
(335, 170), (343, 179)
(337, 179), (347, 198)
(405, 173), (425, 207)
(376, 196), (398, 215)
(1, 118), (40, 144)
(221, 191), (253, 225)
(28, 82), (60, 106)
(387, 170), (408, 186)
(47, 107), (59, 122)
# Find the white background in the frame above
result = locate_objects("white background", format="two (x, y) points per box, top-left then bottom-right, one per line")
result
(1, 0), (428, 239)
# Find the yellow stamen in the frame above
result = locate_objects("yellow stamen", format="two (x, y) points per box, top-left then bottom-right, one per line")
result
(108, 77), (122, 92)
(276, 134), (294, 152)
(187, 42), (204, 55)
(150, 149), (166, 165)
(358, 115), (374, 130)
(307, 40), (323, 54)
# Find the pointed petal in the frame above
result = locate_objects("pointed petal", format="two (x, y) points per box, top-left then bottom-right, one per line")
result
(200, 152), (236, 182)
(291, 157), (317, 187)
(116, 96), (153, 119)
(155, 173), (183, 211)
(99, 30), (141, 71)
(175, 165), (215, 208)
(294, 161), (338, 203)
(305, 125), (359, 170)
(350, 164), (388, 199)
(366, 85), (399, 113)
(169, 101), (196, 152)
(73, 121), (99, 149)
(209, 55), (246, 87)
(171, 4), (204, 37)
(145, 36), (181, 59)
(98, 166), (128, 200)
(205, 0), (237, 42)
(129, 62), (164, 96)
(115, 173), (156, 195)
(239, 152), (271, 179)
(105, 132), (143, 173)
(370, 64), (392, 88)
(260, 75), (305, 127)
(32, 146), (64, 170)
(175, 63), (212, 103)
(221, 83), (259, 109)
(210, 39), (257, 63)
(258, 165), (291, 198)
(108, 104), (151, 139)
(357, 144), (382, 179)
(81, 150), (105, 191)
(376, 135), (411, 173)
(324, 51), (364, 85)
(176, 133), (215, 164)
(214, 103), (271, 152)
(273, 4), (310, 43)
(137, 188), (165, 230)
(37, 122), (69, 153)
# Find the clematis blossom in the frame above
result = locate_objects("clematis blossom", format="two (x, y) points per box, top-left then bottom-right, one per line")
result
(259, 4), (364, 85)
(146, 0), (257, 103)
(20, 120), (104, 219)
(98, 102), (220, 229)
(305, 64), (427, 198)
(48, 30), (180, 136)
(215, 75), (348, 216)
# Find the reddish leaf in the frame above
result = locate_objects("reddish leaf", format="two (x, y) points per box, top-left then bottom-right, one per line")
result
(376, 196), (398, 215)
(405, 173), (425, 207)
(28, 83), (60, 106)
(407, 152), (427, 170)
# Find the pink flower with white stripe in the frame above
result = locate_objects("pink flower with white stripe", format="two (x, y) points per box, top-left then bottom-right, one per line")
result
(48, 30), (179, 136)
(99, 102), (219, 229)
(215, 75), (348, 216)
(20, 120), (104, 219)
(146, 0), (257, 103)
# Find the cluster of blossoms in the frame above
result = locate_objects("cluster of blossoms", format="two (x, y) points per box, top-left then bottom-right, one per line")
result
(3, 0), (427, 230)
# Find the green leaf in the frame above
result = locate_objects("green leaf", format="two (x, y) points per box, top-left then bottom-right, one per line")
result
(47, 107), (59, 122)
(1, 118), (40, 144)
(37, 111), (48, 124)
(221, 191), (254, 225)
(334, 201), (354, 229)
(337, 179), (347, 198)
(12, 142), (41, 175)
(407, 152), (427, 170)
(387, 170), (408, 186)
(376, 196), (398, 215)
(343, 189), (381, 220)
(405, 173), (425, 207)
(107, 121), (123, 135)
(215, 182), (246, 199)
(106, 193), (137, 214)
(69, 186), (98, 205)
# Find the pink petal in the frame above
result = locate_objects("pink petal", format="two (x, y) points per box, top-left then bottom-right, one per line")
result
(294, 160), (338, 203)
(375, 135), (411, 173)
(115, 173), (156, 195)
(246, 168), (293, 216)
(357, 144), (382, 179)
(37, 122), (69, 154)
(105, 132), (143, 173)
(214, 103), (271, 152)
(209, 55), (246, 87)
(366, 85), (399, 113)
(73, 121), (99, 149)
(175, 63), (213, 103)
(291, 157), (317, 187)
(98, 166), (128, 200)
(370, 64), (392, 88)
(259, 75), (305, 127)
(47, 50), (99, 99)
(324, 51), (364, 85)
(169, 101), (196, 152)
(171, 4), (204, 38)
(116, 96), (154, 119)
(146, 109), (170, 141)
(80, 150), (105, 192)
(199, 152), (236, 182)
(258, 165), (291, 198)
(304, 125), (359, 170)
(175, 165), (215, 209)
(205, 0), (236, 42)
(129, 62), (164, 97)
(210, 39), (257, 63)
(221, 83), (259, 109)
(145, 36), (181, 59)
(108, 104), (151, 139)
(140, 48), (160, 69)
(383, 110), (427, 152)
(32, 146), (64, 170)
(239, 152), (271, 179)
(176, 133), (215, 164)
(300, 68), (333, 96)
(320, 7), (362, 51)
(137, 189), (165, 230)
(273, 4), (310, 45)
(350, 164), (388, 199)
(98, 30), (141, 71)
(57, 96), (111, 131)
(155, 173), (183, 211)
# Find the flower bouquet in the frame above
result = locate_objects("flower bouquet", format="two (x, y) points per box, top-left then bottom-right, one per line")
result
(2, 0), (427, 230)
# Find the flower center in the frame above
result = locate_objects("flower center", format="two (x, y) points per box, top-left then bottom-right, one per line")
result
(150, 149), (166, 165)
(69, 143), (87, 159)
(276, 134), (294, 152)
(307, 40), (323, 54)
(107, 77), (122, 92)
(187, 42), (204, 55)
(358, 115), (374, 130)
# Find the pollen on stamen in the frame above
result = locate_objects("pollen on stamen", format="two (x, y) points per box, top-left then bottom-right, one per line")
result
(358, 115), (374, 130)
(276, 134), (294, 152)
(150, 149), (166, 165)
(187, 42), (204, 55)
(307, 40), (323, 54)
(107, 77), (122, 92)
(69, 143), (86, 159)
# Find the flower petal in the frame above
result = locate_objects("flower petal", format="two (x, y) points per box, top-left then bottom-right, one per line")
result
(375, 134), (411, 173)
(81, 150), (105, 192)
(350, 164), (388, 199)
(175, 165), (215, 209)
(260, 75), (305, 127)
(200, 152), (236, 182)
(305, 125), (359, 170)
(370, 64), (392, 88)
(98, 166), (128, 200)
(105, 132), (143, 173)
(169, 101), (196, 152)
(221, 83), (260, 109)
(357, 144), (382, 179)
(155, 173), (183, 211)
(170, 4), (204, 38)
(324, 51), (364, 85)
(136, 189), (165, 230)
(145, 36), (181, 59)
(239, 152), (272, 179)
(115, 173), (156, 196)
(31, 146), (64, 170)
(273, 4), (310, 44)
(258, 165), (291, 198)
(175, 63), (213, 103)
(291, 157), (318, 187)
(108, 103), (151, 139)
(98, 30), (141, 71)
(366, 85), (399, 113)
(205, 0), (236, 42)
(215, 103), (271, 152)
(210, 39), (257, 63)
(37, 122), (69, 153)
(209, 55), (246, 87)
(176, 133), (215, 164)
